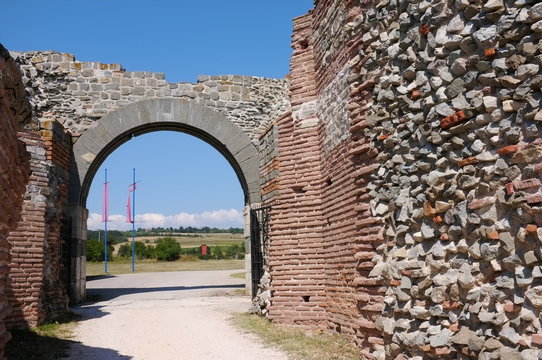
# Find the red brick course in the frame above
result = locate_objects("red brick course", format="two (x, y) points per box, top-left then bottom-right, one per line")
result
(0, 45), (32, 359)
(267, 5), (384, 356)
(6, 121), (70, 329)
(267, 12), (328, 328)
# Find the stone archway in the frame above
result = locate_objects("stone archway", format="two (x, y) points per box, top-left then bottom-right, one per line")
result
(68, 98), (261, 303)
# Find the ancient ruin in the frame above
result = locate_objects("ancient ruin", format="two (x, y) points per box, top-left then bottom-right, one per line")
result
(1, 0), (542, 358)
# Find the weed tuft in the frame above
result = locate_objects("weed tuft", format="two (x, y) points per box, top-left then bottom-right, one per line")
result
(231, 313), (360, 360)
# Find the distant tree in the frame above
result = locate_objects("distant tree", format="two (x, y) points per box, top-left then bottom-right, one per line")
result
(117, 241), (154, 259)
(118, 243), (130, 258)
(134, 241), (154, 259)
(154, 237), (181, 261)
(109, 230), (128, 244)
(87, 230), (100, 242)
(228, 227), (243, 234)
(87, 230), (127, 244)
(86, 240), (113, 262)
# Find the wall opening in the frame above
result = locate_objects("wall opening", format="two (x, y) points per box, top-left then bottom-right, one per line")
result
(68, 99), (262, 303)
(84, 130), (246, 280)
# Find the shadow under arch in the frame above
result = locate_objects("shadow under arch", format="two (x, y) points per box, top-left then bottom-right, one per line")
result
(67, 98), (261, 303)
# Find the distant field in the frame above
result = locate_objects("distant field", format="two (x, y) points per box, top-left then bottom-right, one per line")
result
(125, 233), (243, 248)
(111, 232), (244, 255)
(86, 259), (245, 276)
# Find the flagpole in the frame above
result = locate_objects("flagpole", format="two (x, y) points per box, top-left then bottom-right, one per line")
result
(131, 168), (136, 273)
(104, 168), (108, 274)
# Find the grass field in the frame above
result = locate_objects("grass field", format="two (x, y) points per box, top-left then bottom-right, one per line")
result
(111, 232), (244, 255)
(129, 233), (243, 247)
(86, 258), (245, 276)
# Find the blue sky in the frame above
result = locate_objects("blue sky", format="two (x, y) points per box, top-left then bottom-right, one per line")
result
(3, 1), (313, 230)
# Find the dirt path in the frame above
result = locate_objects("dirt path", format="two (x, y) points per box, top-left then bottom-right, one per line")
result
(68, 270), (288, 360)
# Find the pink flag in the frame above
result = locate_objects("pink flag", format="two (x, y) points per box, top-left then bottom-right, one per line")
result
(126, 183), (136, 223)
(102, 181), (109, 223)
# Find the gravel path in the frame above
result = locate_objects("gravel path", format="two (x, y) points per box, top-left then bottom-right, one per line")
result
(67, 270), (288, 360)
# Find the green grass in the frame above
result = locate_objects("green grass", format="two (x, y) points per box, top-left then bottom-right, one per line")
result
(86, 258), (244, 276)
(231, 314), (360, 360)
(111, 233), (245, 256)
(5, 312), (80, 360)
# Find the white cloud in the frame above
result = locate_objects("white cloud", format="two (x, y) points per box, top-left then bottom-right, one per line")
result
(87, 209), (244, 230)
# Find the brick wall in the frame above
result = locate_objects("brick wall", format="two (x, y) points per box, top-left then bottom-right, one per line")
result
(267, 6), (385, 356)
(40, 119), (71, 322)
(6, 119), (70, 328)
(267, 12), (329, 328)
(0, 44), (31, 359)
(7, 131), (48, 327)
(344, 68), (385, 358)
(311, 0), (386, 352)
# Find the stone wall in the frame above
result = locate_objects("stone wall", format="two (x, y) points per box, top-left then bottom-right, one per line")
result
(0, 45), (31, 358)
(266, 0), (542, 358)
(11, 51), (290, 141)
(353, 0), (542, 358)
(259, 121), (280, 204)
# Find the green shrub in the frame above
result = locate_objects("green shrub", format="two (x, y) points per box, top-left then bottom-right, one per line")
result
(154, 237), (181, 261)
(86, 240), (113, 262)
(177, 244), (246, 260)
(210, 246), (224, 259)
(180, 247), (199, 256)
(117, 243), (131, 258)
(135, 241), (154, 259)
(117, 241), (154, 259)
(227, 244), (243, 259)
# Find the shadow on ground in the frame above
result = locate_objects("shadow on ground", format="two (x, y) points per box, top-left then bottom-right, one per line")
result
(72, 283), (245, 321)
(86, 274), (117, 281)
(6, 281), (246, 359)
(87, 283), (245, 301)
(5, 328), (132, 360)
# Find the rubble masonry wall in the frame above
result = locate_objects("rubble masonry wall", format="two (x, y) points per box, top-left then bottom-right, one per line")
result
(268, 0), (542, 359)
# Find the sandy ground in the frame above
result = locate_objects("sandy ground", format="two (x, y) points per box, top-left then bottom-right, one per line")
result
(68, 270), (289, 360)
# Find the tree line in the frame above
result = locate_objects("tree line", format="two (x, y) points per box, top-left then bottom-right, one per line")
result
(86, 237), (245, 262)
(144, 226), (243, 234)
(87, 226), (243, 245)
